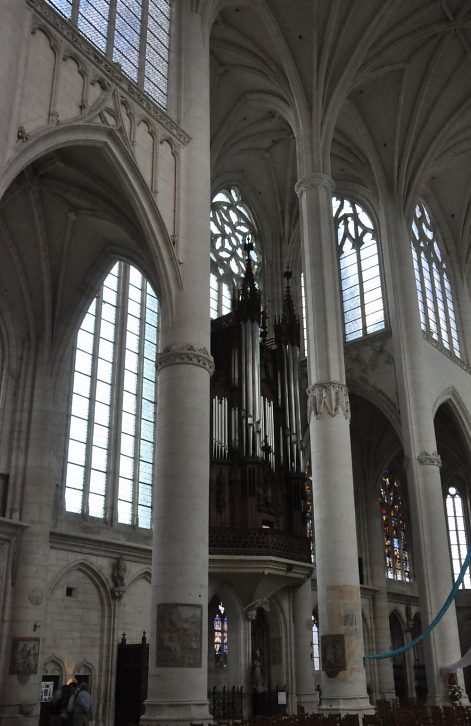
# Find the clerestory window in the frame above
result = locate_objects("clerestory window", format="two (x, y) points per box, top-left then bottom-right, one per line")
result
(411, 202), (461, 358)
(45, 0), (171, 109)
(333, 196), (385, 342)
(445, 486), (471, 589)
(380, 471), (411, 582)
(64, 261), (158, 529)
(210, 186), (260, 319)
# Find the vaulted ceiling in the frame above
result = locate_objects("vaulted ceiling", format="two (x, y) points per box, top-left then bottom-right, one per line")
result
(209, 0), (471, 286)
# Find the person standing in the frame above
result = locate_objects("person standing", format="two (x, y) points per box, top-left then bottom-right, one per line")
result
(72, 682), (92, 726)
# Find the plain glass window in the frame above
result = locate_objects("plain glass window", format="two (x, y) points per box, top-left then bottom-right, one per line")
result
(65, 261), (158, 529)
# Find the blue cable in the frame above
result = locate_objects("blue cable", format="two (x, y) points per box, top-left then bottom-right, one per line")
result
(364, 545), (471, 661)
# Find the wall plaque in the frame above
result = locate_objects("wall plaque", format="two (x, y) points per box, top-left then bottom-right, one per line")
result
(156, 603), (202, 668)
(321, 634), (346, 678)
(9, 637), (40, 675)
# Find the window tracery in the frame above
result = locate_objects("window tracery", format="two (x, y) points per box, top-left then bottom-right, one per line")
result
(380, 471), (411, 582)
(65, 261), (158, 529)
(411, 202), (461, 358)
(333, 196), (385, 342)
(445, 486), (471, 589)
(210, 186), (260, 319)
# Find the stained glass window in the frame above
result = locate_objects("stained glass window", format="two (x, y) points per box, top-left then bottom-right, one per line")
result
(213, 602), (228, 667)
(65, 261), (158, 529)
(380, 472), (411, 581)
(210, 186), (260, 319)
(312, 612), (320, 670)
(411, 203), (461, 357)
(44, 0), (171, 108)
(333, 196), (385, 341)
(446, 486), (471, 589)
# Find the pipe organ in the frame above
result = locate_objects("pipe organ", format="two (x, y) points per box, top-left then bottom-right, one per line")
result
(209, 255), (311, 559)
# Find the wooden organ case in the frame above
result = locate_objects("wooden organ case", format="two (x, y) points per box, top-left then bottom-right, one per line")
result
(209, 256), (312, 564)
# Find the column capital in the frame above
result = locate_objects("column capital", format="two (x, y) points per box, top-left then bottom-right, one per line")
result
(306, 382), (350, 421)
(157, 343), (215, 374)
(416, 450), (442, 467)
(295, 173), (334, 198)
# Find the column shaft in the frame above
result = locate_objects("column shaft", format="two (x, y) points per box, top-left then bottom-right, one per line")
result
(297, 174), (370, 713)
(386, 204), (464, 703)
(293, 578), (317, 713)
(142, 3), (212, 724)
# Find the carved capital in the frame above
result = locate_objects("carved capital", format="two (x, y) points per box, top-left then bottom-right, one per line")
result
(306, 382), (350, 421)
(157, 344), (215, 375)
(295, 173), (334, 197)
(417, 450), (442, 467)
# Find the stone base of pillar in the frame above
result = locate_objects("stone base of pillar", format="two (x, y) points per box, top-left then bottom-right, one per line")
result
(296, 693), (318, 714)
(376, 689), (397, 703)
(318, 695), (373, 714)
(141, 698), (213, 725)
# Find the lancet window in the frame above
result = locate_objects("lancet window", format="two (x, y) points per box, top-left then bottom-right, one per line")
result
(411, 202), (461, 357)
(445, 486), (471, 589)
(380, 472), (411, 581)
(311, 612), (320, 671)
(213, 602), (228, 667)
(64, 261), (158, 529)
(45, 0), (171, 108)
(210, 186), (260, 319)
(333, 196), (385, 342)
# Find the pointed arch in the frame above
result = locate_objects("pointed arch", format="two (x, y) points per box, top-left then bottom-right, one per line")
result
(0, 124), (182, 326)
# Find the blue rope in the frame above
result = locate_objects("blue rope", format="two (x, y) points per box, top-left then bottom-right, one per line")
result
(364, 545), (471, 661)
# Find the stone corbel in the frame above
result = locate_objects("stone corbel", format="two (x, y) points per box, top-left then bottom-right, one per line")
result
(157, 343), (215, 375)
(306, 382), (351, 421)
(244, 598), (270, 621)
(417, 450), (442, 467)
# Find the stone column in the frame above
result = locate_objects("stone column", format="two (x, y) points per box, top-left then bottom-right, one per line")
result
(385, 205), (465, 704)
(0, 0), (30, 169)
(0, 362), (58, 726)
(296, 173), (370, 713)
(293, 578), (317, 713)
(366, 493), (397, 702)
(141, 4), (213, 724)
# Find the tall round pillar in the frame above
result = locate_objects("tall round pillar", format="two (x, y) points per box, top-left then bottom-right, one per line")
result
(385, 203), (465, 704)
(293, 578), (317, 713)
(141, 3), (213, 724)
(366, 493), (397, 702)
(0, 362), (58, 726)
(296, 173), (370, 713)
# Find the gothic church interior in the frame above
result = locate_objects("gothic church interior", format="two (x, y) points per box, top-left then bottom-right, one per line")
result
(1, 1), (471, 724)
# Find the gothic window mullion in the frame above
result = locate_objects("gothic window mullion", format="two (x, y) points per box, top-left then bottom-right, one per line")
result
(106, 0), (118, 59)
(83, 293), (104, 518)
(109, 263), (129, 526)
(440, 268), (454, 352)
(429, 255), (444, 345)
(353, 213), (367, 336)
(71, 0), (80, 25)
(132, 280), (147, 528)
(138, 0), (149, 87)
(418, 248), (432, 335)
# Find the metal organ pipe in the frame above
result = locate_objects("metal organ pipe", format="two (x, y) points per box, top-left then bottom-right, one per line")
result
(241, 326), (247, 456)
(292, 344), (302, 470)
(253, 319), (261, 457)
(245, 321), (253, 457)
